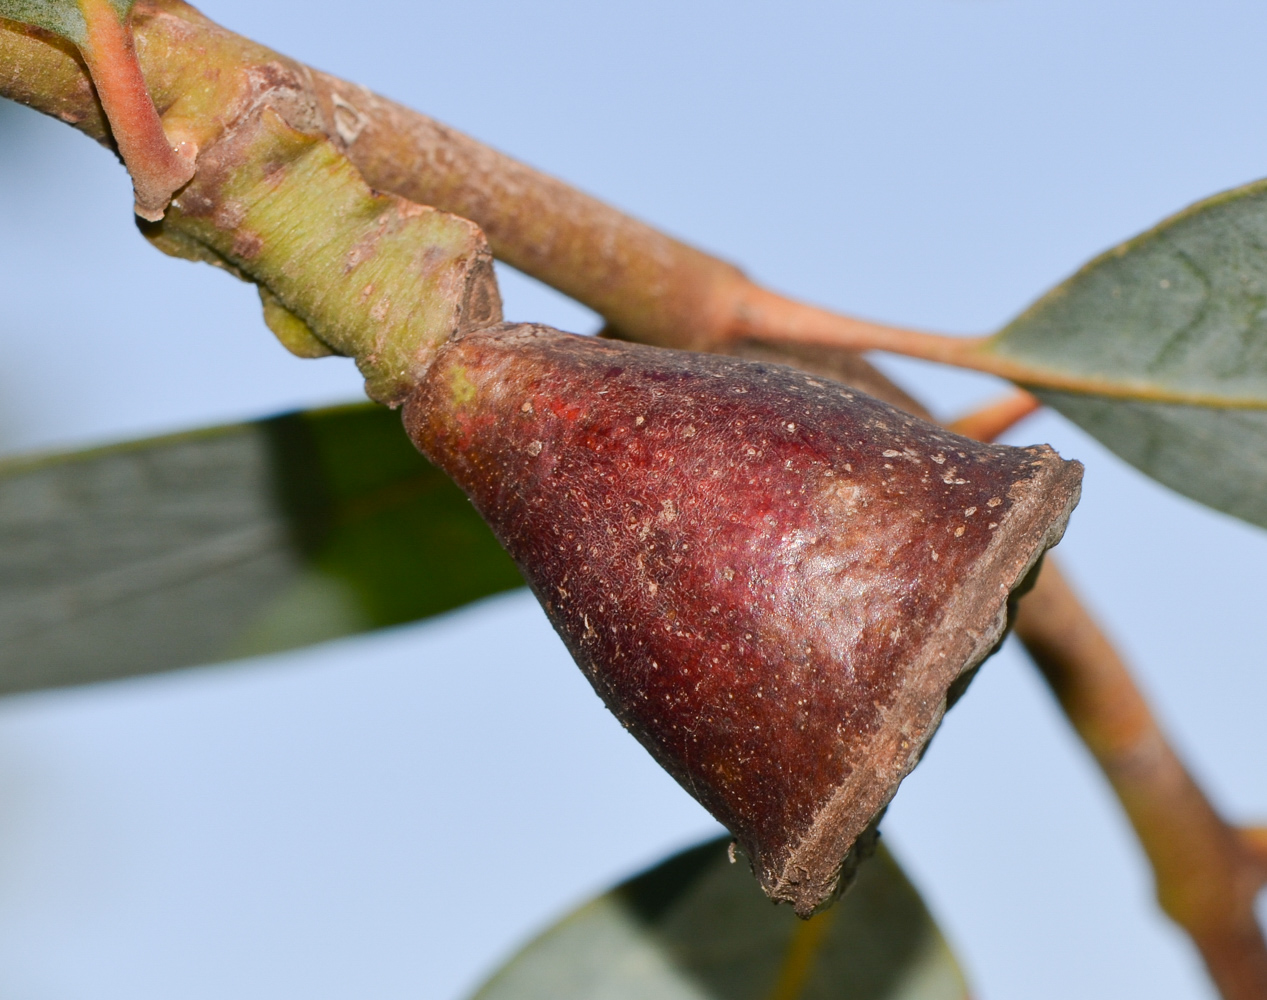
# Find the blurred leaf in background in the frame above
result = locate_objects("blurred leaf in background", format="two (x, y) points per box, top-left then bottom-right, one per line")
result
(472, 836), (967, 1000)
(0, 403), (523, 694)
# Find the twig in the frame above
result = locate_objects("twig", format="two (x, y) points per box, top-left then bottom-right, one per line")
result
(946, 390), (1041, 441)
(10, 4), (1267, 411)
(725, 284), (1267, 409)
(957, 390), (1267, 1000)
(0, 3), (922, 410)
(1013, 565), (1267, 1000)
(8, 4), (1267, 410)
(303, 73), (1267, 409)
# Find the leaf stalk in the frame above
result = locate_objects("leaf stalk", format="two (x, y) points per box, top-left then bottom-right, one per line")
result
(75, 0), (193, 219)
(946, 391), (1041, 441)
(726, 287), (1267, 409)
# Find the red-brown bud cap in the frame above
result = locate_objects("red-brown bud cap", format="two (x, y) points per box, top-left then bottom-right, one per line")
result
(405, 324), (1082, 915)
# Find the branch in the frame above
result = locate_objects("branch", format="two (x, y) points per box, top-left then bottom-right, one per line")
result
(0, 1), (978, 417)
(9, 4), (1267, 413)
(1013, 565), (1267, 1000)
(953, 397), (1267, 999)
(277, 71), (1267, 410)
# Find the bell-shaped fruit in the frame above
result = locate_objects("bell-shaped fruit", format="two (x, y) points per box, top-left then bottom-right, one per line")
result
(404, 324), (1082, 915)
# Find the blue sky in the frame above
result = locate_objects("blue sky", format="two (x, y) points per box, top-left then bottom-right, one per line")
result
(1, 2), (1265, 997)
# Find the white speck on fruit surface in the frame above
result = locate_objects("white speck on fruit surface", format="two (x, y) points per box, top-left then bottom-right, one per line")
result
(965, 506), (977, 516)
(955, 525), (965, 537)
(988, 497), (1002, 507)
(521, 400), (533, 413)
(932, 453), (946, 464)
(635, 415), (645, 425)
(883, 449), (900, 457)
(526, 440), (543, 455)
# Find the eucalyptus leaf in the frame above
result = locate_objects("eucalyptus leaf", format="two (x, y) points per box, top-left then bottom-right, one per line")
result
(0, 403), (523, 695)
(1035, 392), (1267, 529)
(987, 178), (1267, 528)
(0, 0), (133, 45)
(471, 837), (967, 1000)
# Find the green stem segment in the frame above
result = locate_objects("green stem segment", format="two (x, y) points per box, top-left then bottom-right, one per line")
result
(1, 3), (499, 404)
(144, 106), (499, 404)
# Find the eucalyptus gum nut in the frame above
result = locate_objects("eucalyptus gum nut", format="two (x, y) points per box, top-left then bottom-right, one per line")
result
(404, 324), (1083, 916)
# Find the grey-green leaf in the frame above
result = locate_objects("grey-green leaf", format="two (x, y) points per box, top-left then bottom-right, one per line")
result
(987, 178), (1267, 528)
(471, 837), (967, 1000)
(1035, 391), (1267, 529)
(0, 403), (523, 696)
(0, 0), (133, 45)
